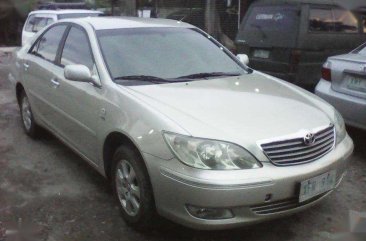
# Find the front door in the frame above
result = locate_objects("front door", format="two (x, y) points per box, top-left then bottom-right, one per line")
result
(49, 25), (102, 161)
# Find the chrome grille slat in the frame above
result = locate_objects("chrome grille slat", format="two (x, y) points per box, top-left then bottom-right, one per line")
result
(316, 128), (334, 139)
(260, 125), (335, 166)
(273, 146), (332, 164)
(266, 137), (334, 156)
(269, 139), (334, 159)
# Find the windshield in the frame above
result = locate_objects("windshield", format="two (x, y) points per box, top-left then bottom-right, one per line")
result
(97, 27), (246, 83)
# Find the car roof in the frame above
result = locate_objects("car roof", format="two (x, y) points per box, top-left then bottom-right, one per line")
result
(65, 17), (194, 30)
(29, 9), (102, 15)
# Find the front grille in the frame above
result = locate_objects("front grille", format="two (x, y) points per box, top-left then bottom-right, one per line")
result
(260, 125), (335, 166)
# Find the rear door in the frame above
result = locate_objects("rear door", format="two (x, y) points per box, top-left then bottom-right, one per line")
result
(329, 44), (366, 100)
(235, 4), (301, 73)
(22, 24), (69, 125)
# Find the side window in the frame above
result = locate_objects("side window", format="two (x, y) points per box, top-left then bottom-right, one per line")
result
(332, 9), (358, 33)
(309, 7), (359, 33)
(25, 15), (36, 32)
(31, 25), (67, 63)
(309, 8), (334, 32)
(61, 27), (94, 70)
(362, 16), (366, 33)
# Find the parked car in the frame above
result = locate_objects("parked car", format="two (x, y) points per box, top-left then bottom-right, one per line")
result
(10, 17), (353, 230)
(315, 43), (366, 130)
(236, 0), (366, 89)
(22, 9), (102, 46)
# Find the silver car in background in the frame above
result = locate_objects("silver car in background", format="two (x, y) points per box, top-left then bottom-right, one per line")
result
(316, 43), (366, 130)
(9, 17), (353, 230)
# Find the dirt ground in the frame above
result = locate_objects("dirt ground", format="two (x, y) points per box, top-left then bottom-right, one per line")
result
(0, 64), (365, 241)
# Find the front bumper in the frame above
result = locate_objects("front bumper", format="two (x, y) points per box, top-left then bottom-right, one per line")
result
(316, 79), (366, 130)
(144, 134), (353, 230)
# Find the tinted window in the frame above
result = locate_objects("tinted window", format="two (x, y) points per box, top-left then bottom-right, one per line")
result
(31, 25), (67, 62)
(333, 9), (358, 33)
(61, 27), (94, 70)
(309, 8), (333, 32)
(243, 6), (299, 32)
(309, 8), (359, 33)
(97, 28), (246, 81)
(58, 13), (100, 20)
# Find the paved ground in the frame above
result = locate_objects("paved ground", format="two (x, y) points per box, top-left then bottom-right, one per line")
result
(0, 62), (365, 241)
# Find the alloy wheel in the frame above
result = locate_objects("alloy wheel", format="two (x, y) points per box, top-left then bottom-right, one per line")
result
(115, 159), (141, 217)
(22, 96), (32, 131)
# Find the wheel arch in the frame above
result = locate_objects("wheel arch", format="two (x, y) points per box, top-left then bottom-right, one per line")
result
(15, 82), (25, 105)
(103, 131), (149, 180)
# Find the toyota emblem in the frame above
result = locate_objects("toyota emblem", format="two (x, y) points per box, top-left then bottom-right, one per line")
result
(304, 133), (316, 146)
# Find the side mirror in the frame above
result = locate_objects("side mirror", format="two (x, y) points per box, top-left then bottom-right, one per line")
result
(236, 54), (249, 66)
(64, 64), (101, 87)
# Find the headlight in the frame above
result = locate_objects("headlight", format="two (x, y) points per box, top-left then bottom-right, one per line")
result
(334, 109), (346, 144)
(163, 132), (262, 170)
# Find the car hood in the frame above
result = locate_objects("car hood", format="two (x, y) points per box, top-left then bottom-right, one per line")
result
(125, 72), (335, 146)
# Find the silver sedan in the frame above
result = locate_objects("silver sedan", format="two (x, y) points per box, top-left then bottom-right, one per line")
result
(9, 17), (353, 230)
(316, 43), (366, 130)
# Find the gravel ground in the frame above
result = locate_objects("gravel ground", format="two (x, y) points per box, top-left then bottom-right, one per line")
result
(0, 64), (365, 241)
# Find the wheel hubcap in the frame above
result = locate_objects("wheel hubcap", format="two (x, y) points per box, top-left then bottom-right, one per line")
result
(116, 160), (141, 217)
(22, 97), (32, 131)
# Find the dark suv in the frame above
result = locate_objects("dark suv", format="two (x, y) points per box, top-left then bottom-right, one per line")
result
(236, 0), (366, 89)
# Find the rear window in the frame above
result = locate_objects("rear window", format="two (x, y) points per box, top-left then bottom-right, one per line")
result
(25, 16), (54, 33)
(309, 8), (359, 33)
(57, 13), (101, 20)
(243, 5), (299, 32)
(355, 44), (366, 56)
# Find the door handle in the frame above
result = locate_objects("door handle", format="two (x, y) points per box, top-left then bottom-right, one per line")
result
(23, 63), (29, 71)
(51, 78), (60, 88)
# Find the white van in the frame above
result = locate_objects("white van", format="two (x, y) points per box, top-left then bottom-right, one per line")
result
(22, 9), (102, 46)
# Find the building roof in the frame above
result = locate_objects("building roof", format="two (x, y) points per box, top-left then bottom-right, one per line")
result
(70, 17), (193, 30)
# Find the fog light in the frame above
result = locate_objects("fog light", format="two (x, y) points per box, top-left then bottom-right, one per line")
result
(186, 205), (234, 220)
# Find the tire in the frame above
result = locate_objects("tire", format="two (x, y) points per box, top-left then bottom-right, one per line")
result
(112, 145), (156, 229)
(19, 92), (40, 138)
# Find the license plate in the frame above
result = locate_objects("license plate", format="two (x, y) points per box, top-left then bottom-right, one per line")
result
(346, 76), (366, 92)
(253, 49), (270, 59)
(299, 170), (337, 203)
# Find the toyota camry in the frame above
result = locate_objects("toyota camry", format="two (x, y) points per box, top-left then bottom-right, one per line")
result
(9, 17), (354, 230)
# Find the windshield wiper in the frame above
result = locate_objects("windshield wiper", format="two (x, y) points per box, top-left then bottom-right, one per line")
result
(114, 75), (175, 84)
(175, 72), (241, 80)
